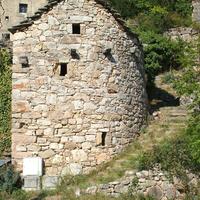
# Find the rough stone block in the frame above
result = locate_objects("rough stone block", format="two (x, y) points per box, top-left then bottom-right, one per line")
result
(42, 176), (59, 189)
(23, 176), (41, 191)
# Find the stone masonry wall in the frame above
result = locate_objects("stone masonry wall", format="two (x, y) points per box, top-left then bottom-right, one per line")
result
(164, 27), (199, 42)
(83, 168), (199, 200)
(11, 0), (147, 176)
(193, 0), (200, 22)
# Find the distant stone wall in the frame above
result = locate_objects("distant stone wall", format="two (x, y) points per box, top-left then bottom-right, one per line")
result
(11, 0), (147, 177)
(193, 0), (200, 22)
(83, 167), (200, 200)
(164, 27), (199, 42)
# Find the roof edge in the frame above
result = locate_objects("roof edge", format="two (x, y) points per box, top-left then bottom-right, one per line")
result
(8, 0), (141, 44)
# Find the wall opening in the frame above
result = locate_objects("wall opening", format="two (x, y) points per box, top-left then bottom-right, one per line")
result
(101, 132), (107, 146)
(72, 24), (80, 34)
(19, 56), (29, 68)
(2, 33), (10, 41)
(22, 63), (29, 68)
(5, 16), (9, 21)
(19, 4), (28, 13)
(71, 49), (80, 59)
(60, 63), (67, 76)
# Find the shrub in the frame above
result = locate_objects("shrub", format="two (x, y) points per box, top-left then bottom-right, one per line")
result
(108, 0), (192, 31)
(134, 31), (186, 90)
(138, 131), (200, 181)
(0, 165), (21, 194)
(185, 115), (200, 164)
(11, 190), (29, 200)
(172, 36), (200, 112)
(162, 72), (176, 84)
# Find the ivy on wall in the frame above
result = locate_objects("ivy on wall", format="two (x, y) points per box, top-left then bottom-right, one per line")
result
(0, 48), (11, 156)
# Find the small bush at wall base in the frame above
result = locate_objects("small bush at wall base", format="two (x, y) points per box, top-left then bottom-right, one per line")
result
(0, 165), (21, 194)
(11, 190), (30, 200)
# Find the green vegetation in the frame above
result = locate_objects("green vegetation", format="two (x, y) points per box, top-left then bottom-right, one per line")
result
(109, 0), (192, 30)
(57, 191), (154, 200)
(173, 37), (200, 111)
(0, 49), (12, 156)
(138, 36), (200, 195)
(137, 32), (186, 89)
(0, 166), (21, 194)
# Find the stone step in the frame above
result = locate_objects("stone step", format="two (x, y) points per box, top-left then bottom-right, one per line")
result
(161, 110), (188, 116)
(159, 105), (186, 110)
(163, 116), (188, 122)
(159, 110), (187, 115)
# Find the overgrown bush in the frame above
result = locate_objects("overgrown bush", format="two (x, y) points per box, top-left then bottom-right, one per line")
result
(133, 31), (186, 91)
(138, 111), (200, 189)
(138, 135), (200, 180)
(173, 38), (200, 111)
(185, 114), (200, 165)
(109, 0), (192, 30)
(0, 165), (21, 194)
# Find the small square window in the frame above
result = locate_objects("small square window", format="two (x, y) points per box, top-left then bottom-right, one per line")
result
(2, 33), (10, 40)
(72, 24), (80, 34)
(60, 63), (67, 76)
(19, 4), (28, 13)
(19, 56), (29, 68)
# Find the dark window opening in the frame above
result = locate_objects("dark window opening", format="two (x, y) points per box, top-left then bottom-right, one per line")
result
(2, 33), (10, 40)
(71, 49), (80, 59)
(19, 56), (29, 68)
(72, 24), (80, 34)
(103, 48), (116, 63)
(60, 63), (67, 76)
(22, 63), (29, 68)
(101, 132), (107, 146)
(5, 16), (9, 21)
(19, 122), (26, 128)
(19, 4), (28, 13)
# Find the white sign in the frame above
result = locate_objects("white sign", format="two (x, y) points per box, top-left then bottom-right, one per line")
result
(23, 157), (43, 176)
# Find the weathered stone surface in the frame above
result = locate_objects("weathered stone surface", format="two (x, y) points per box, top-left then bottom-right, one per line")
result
(42, 176), (59, 189)
(164, 184), (176, 200)
(61, 163), (83, 176)
(165, 27), (198, 42)
(13, 134), (37, 144)
(147, 186), (163, 200)
(71, 149), (88, 162)
(83, 168), (199, 199)
(39, 149), (55, 159)
(16, 145), (27, 152)
(23, 176), (41, 191)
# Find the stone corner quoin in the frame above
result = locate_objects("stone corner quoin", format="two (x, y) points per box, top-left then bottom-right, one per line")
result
(11, 0), (148, 177)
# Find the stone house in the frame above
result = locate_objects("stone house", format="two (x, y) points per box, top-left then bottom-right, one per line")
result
(0, 0), (47, 40)
(10, 0), (147, 179)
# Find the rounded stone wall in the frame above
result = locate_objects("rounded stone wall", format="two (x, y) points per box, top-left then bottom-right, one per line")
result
(11, 0), (147, 176)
